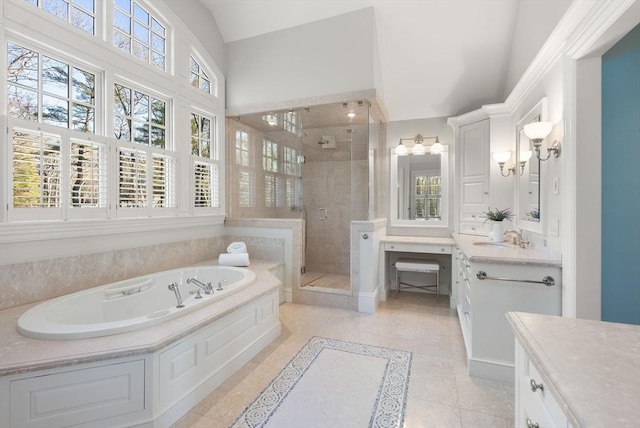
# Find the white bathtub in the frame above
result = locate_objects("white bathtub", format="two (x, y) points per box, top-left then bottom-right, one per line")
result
(17, 265), (256, 340)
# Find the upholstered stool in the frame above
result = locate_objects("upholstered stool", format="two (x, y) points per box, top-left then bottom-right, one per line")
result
(394, 258), (440, 301)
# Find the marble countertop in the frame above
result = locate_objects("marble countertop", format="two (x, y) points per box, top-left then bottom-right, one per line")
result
(0, 261), (281, 376)
(453, 233), (562, 267)
(380, 236), (455, 245)
(507, 312), (640, 427)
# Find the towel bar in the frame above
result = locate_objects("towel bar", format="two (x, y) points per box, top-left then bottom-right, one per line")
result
(476, 270), (555, 286)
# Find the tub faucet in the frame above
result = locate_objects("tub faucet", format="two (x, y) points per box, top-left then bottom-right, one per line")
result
(187, 277), (214, 294)
(168, 282), (185, 308)
(504, 229), (530, 248)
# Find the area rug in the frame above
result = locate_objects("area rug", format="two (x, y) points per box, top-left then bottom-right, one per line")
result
(230, 336), (412, 428)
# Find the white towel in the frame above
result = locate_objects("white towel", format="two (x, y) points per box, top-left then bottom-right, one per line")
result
(218, 252), (250, 267)
(227, 242), (247, 254)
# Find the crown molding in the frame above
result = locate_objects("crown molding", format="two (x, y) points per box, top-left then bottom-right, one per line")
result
(448, 0), (637, 127)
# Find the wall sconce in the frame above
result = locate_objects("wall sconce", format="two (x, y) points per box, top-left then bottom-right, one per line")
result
(493, 150), (533, 177)
(395, 134), (443, 155)
(523, 121), (561, 161)
(493, 152), (516, 177)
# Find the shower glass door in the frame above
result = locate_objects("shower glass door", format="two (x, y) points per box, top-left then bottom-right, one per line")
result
(300, 101), (369, 294)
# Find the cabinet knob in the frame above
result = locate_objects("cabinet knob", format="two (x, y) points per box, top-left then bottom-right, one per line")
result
(526, 418), (539, 428)
(530, 378), (544, 393)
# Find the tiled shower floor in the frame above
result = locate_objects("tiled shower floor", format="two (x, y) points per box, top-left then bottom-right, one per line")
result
(301, 272), (350, 292)
(171, 293), (515, 428)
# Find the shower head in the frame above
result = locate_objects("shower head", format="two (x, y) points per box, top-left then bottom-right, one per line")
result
(317, 138), (329, 145)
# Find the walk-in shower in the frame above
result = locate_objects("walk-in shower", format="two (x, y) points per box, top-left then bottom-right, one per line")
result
(226, 100), (372, 297)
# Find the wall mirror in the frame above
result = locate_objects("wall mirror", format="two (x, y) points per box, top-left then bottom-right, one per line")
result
(390, 149), (449, 227)
(516, 98), (546, 234)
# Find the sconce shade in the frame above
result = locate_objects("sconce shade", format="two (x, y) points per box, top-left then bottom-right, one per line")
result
(523, 122), (553, 140)
(493, 151), (511, 163)
(395, 142), (408, 155)
(412, 143), (426, 155)
(521, 150), (533, 162)
(430, 140), (444, 154)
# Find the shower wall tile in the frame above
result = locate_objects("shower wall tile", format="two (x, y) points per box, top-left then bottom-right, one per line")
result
(0, 237), (226, 311)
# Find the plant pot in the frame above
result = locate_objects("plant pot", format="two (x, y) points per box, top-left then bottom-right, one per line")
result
(491, 221), (504, 242)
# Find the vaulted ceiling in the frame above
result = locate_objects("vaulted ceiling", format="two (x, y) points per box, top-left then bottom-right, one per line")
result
(199, 0), (570, 121)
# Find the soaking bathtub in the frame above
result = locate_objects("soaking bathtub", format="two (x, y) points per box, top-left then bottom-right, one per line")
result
(17, 265), (256, 340)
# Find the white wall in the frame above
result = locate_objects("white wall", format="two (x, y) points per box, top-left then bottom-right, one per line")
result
(502, 0), (572, 98)
(163, 0), (227, 73)
(226, 8), (375, 114)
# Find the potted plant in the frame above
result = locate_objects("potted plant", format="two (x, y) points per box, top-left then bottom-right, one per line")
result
(484, 208), (513, 242)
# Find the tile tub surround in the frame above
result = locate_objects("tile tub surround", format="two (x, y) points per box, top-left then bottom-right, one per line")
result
(0, 261), (280, 376)
(507, 312), (640, 427)
(0, 236), (227, 311)
(172, 293), (515, 428)
(453, 233), (562, 267)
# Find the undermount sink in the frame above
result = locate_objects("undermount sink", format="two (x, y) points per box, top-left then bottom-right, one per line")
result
(473, 242), (514, 249)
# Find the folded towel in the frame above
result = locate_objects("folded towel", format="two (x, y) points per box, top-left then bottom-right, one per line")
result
(218, 252), (250, 267)
(227, 242), (247, 254)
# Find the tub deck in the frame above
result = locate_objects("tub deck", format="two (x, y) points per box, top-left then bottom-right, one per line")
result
(0, 260), (282, 376)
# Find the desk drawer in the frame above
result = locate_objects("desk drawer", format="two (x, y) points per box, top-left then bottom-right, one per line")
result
(384, 243), (452, 254)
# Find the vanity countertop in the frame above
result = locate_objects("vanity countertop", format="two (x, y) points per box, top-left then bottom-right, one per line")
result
(0, 260), (281, 376)
(380, 236), (455, 246)
(453, 233), (562, 267)
(507, 312), (640, 427)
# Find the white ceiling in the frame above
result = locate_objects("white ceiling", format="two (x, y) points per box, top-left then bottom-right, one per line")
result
(199, 0), (551, 121)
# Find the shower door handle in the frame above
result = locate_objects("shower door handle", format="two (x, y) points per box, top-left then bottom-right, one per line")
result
(318, 208), (328, 221)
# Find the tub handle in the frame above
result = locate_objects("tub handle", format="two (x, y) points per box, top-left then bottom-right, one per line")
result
(217, 278), (227, 291)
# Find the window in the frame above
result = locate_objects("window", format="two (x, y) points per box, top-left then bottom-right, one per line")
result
(12, 129), (61, 209)
(283, 146), (298, 175)
(263, 139), (278, 172)
(70, 139), (107, 208)
(4, 0), (223, 227)
(113, 0), (166, 70)
(283, 111), (297, 134)
(264, 174), (282, 208)
(113, 83), (165, 148)
(190, 56), (211, 94)
(235, 131), (250, 166)
(238, 170), (255, 208)
(114, 83), (175, 211)
(7, 42), (97, 132)
(191, 112), (219, 208)
(412, 173), (441, 220)
(25, 0), (96, 35)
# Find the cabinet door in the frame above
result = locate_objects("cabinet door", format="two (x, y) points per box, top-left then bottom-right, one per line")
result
(459, 120), (490, 231)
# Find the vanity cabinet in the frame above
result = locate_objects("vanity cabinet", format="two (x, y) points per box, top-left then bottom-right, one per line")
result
(454, 245), (562, 381)
(458, 119), (490, 236)
(515, 341), (570, 428)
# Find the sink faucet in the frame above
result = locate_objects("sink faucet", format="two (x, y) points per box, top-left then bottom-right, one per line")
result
(504, 229), (530, 248)
(187, 277), (214, 294)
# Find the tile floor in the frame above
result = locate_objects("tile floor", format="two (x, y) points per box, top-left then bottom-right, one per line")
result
(171, 292), (515, 428)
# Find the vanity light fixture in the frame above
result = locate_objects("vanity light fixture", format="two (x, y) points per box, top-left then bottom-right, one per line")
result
(395, 134), (442, 155)
(493, 151), (516, 177)
(523, 121), (561, 161)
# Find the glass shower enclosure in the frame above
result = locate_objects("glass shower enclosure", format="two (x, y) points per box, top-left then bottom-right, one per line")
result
(226, 100), (370, 296)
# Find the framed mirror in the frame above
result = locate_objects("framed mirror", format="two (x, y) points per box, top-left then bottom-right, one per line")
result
(516, 98), (547, 234)
(390, 149), (449, 227)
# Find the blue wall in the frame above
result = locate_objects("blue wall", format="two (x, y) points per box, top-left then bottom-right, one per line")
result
(601, 24), (640, 325)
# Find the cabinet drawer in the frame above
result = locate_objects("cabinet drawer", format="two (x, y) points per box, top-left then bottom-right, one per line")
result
(527, 361), (568, 427)
(460, 221), (489, 235)
(460, 211), (486, 222)
(384, 243), (452, 254)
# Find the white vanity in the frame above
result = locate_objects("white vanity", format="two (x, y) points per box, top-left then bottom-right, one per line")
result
(507, 311), (640, 428)
(453, 233), (562, 381)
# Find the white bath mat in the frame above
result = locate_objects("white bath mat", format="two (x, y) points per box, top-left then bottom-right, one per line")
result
(230, 336), (412, 428)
